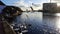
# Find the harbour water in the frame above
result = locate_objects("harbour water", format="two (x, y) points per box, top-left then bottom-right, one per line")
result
(43, 13), (60, 34)
(13, 12), (43, 34)
(13, 12), (60, 34)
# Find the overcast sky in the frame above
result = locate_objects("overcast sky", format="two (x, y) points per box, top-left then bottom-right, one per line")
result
(1, 0), (60, 10)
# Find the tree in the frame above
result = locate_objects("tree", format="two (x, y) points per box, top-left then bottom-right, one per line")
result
(2, 6), (23, 23)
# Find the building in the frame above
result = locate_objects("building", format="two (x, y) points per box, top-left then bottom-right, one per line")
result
(43, 3), (57, 13)
(57, 6), (60, 13)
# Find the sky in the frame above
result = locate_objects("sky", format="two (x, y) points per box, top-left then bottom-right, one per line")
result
(1, 0), (60, 10)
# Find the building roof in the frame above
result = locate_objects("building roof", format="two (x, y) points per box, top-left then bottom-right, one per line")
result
(0, 1), (5, 5)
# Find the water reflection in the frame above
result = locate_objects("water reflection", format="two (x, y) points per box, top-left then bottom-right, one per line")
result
(43, 13), (60, 33)
(13, 12), (43, 34)
(13, 12), (60, 34)
(14, 12), (42, 25)
(55, 13), (60, 16)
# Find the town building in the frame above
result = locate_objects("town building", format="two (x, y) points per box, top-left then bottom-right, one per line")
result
(43, 3), (57, 13)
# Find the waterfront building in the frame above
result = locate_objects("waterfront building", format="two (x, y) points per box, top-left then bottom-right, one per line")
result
(43, 3), (57, 13)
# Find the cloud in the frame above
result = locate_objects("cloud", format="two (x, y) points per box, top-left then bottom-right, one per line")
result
(14, 0), (32, 11)
(28, 0), (33, 3)
(14, 0), (29, 7)
(51, 0), (60, 6)
(52, 0), (60, 3)
(14, 0), (45, 10)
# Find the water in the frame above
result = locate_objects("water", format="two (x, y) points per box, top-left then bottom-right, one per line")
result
(13, 12), (43, 34)
(14, 12), (42, 24)
(43, 15), (60, 34)
(13, 12), (60, 34)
